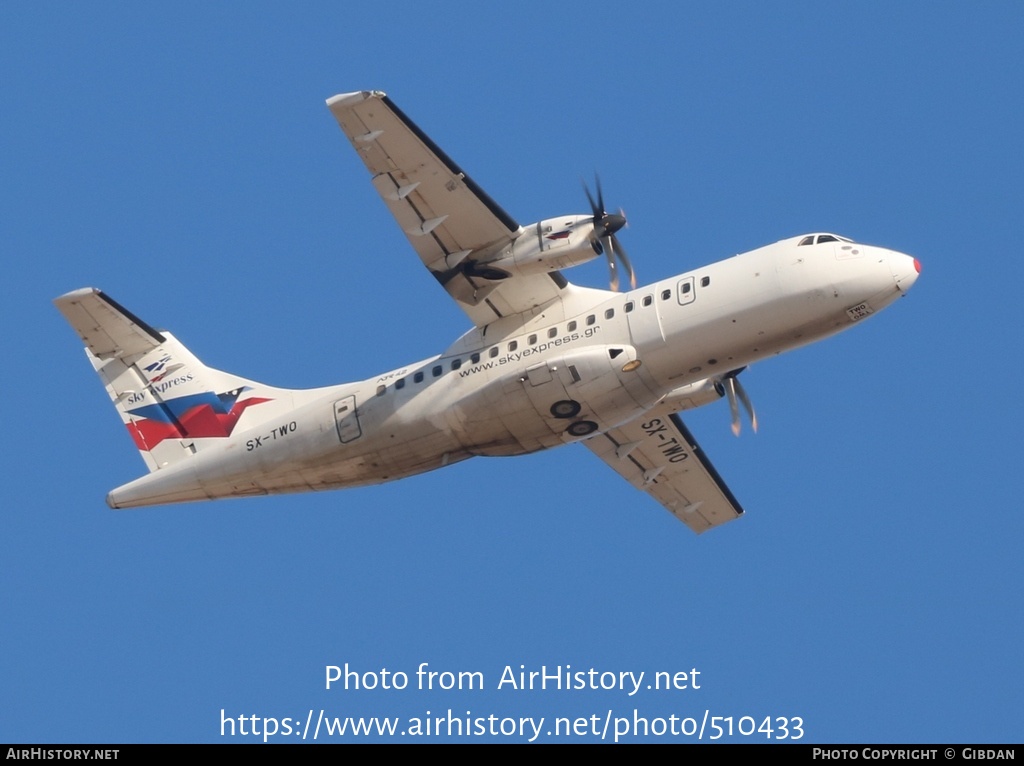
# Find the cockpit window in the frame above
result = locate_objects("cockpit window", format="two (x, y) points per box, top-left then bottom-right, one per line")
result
(799, 233), (856, 246)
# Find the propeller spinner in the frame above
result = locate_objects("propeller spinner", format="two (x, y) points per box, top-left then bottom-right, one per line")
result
(583, 177), (636, 292)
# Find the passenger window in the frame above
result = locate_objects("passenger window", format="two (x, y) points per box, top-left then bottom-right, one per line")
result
(395, 378), (405, 390)
(681, 282), (691, 294)
(451, 358), (461, 370)
(432, 365), (442, 377)
(528, 334), (537, 345)
(605, 308), (614, 319)
(701, 276), (710, 287)
(547, 327), (557, 338)
(661, 289), (671, 300)
(586, 315), (596, 326)
(625, 301), (634, 313)
(642, 295), (653, 307)
(470, 352), (480, 364)
(489, 347), (499, 358)
(567, 320), (577, 331)
(376, 384), (386, 397)
(413, 371), (424, 383)
(509, 340), (518, 352)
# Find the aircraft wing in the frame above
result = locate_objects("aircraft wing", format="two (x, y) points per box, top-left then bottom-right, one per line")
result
(327, 90), (566, 326)
(584, 404), (744, 534)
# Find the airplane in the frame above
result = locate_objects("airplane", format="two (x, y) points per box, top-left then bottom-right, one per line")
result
(54, 90), (921, 534)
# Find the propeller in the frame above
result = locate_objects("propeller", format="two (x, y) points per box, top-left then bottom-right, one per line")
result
(583, 176), (636, 292)
(715, 368), (759, 437)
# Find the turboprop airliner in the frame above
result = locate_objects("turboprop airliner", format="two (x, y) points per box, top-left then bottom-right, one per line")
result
(55, 90), (921, 534)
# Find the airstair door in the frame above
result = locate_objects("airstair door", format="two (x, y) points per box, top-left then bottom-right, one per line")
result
(334, 396), (362, 444)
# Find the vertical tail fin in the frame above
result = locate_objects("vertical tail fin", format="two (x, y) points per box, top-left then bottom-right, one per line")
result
(55, 288), (284, 472)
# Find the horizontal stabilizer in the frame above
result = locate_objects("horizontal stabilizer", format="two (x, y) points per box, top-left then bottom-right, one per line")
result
(54, 288), (165, 361)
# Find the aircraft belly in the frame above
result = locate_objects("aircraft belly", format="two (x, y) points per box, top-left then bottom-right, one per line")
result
(461, 370), (552, 455)
(441, 345), (664, 457)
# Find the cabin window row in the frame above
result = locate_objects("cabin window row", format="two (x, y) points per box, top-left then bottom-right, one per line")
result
(375, 287), (712, 395)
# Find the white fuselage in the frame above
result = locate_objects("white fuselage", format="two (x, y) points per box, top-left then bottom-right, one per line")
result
(106, 235), (919, 508)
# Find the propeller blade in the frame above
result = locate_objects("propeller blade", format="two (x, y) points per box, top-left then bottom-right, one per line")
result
(726, 377), (741, 437)
(582, 178), (600, 220)
(582, 176), (634, 291)
(734, 377), (758, 433)
(605, 244), (620, 292)
(610, 233), (637, 290)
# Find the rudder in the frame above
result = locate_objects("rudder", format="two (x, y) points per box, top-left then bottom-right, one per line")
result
(55, 288), (285, 472)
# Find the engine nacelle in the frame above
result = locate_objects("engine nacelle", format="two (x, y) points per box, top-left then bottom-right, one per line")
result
(482, 215), (601, 276)
(661, 378), (724, 412)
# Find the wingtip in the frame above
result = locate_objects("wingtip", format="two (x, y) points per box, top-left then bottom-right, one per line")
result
(325, 90), (386, 110)
(54, 287), (101, 304)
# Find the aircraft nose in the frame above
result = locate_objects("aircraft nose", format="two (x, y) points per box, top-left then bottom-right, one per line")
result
(889, 251), (921, 293)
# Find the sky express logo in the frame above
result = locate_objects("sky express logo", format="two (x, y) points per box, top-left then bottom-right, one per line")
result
(125, 387), (271, 451)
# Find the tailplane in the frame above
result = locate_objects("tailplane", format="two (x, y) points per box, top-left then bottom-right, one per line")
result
(55, 288), (292, 472)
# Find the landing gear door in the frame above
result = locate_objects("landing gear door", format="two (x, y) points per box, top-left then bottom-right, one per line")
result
(334, 395), (362, 444)
(525, 362), (553, 387)
(521, 359), (573, 436)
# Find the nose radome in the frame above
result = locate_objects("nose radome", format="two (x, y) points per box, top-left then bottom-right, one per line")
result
(889, 251), (921, 293)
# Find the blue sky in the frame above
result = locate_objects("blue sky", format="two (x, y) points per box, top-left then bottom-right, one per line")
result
(3, 2), (1021, 743)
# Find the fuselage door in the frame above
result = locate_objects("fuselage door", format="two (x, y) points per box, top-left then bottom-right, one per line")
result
(627, 292), (666, 345)
(677, 276), (696, 305)
(334, 395), (362, 444)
